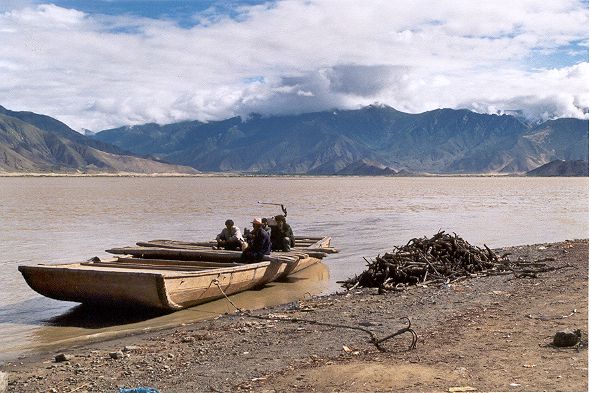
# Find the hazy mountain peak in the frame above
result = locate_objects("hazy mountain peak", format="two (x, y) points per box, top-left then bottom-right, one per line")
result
(363, 102), (395, 110)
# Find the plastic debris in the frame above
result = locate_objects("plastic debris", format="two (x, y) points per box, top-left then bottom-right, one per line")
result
(119, 388), (160, 393)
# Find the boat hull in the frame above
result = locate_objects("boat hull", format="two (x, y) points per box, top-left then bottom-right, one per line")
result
(18, 259), (283, 311)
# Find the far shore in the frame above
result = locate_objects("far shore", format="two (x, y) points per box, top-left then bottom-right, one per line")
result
(0, 171), (571, 178)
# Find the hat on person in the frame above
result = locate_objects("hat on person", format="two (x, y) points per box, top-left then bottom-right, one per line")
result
(252, 217), (262, 225)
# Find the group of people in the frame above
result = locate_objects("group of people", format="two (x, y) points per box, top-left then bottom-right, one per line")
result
(215, 215), (295, 262)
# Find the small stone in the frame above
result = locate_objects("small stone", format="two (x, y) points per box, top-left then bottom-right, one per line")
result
(181, 336), (195, 343)
(54, 353), (72, 362)
(109, 351), (124, 359)
(553, 329), (581, 347)
(122, 345), (140, 352)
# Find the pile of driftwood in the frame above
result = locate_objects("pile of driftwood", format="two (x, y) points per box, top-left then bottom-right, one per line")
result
(341, 231), (507, 290)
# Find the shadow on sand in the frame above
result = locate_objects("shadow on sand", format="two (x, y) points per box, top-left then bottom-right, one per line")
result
(44, 303), (170, 329)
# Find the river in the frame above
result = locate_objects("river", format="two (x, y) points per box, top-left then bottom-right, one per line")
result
(0, 176), (587, 360)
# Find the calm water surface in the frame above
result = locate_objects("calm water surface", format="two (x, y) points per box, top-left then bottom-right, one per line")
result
(0, 176), (588, 360)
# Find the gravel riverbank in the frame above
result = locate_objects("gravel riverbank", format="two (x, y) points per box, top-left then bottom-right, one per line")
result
(2, 239), (587, 392)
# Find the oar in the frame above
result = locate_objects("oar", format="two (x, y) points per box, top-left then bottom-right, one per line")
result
(257, 201), (287, 216)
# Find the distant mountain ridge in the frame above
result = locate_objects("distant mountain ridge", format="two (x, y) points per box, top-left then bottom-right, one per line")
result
(526, 160), (589, 177)
(93, 105), (589, 174)
(334, 159), (399, 176)
(0, 106), (197, 174)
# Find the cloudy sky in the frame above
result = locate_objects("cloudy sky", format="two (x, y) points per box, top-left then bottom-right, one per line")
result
(1, 0), (588, 131)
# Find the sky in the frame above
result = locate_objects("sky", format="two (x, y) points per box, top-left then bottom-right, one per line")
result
(0, 0), (589, 131)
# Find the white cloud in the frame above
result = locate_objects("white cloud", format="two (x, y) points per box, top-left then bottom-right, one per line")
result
(460, 63), (590, 121)
(0, 0), (588, 131)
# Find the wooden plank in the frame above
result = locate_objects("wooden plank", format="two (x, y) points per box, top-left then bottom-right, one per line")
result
(106, 247), (243, 262)
(107, 247), (299, 265)
(82, 261), (218, 272)
(137, 241), (214, 249)
(116, 257), (244, 268)
(305, 247), (338, 254)
(294, 236), (325, 241)
(304, 236), (336, 252)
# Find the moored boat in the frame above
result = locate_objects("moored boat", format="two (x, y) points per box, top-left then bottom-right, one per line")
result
(18, 257), (289, 311)
(18, 235), (336, 310)
(136, 235), (338, 254)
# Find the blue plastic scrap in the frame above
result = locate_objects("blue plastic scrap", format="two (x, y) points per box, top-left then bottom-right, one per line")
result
(118, 388), (161, 393)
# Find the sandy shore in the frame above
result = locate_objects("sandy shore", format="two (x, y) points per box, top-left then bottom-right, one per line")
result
(1, 239), (587, 392)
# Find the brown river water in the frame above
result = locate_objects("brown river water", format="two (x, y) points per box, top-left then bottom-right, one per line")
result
(0, 176), (588, 360)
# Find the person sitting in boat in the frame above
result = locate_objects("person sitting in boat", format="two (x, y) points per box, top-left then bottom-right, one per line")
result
(216, 219), (245, 251)
(270, 214), (295, 252)
(241, 218), (271, 262)
(261, 217), (272, 235)
(245, 217), (271, 242)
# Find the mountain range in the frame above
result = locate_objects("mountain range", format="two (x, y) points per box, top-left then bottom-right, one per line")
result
(93, 105), (589, 175)
(0, 104), (587, 175)
(0, 105), (197, 174)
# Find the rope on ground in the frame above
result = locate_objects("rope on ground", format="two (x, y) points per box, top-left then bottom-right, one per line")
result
(212, 279), (417, 352)
(211, 279), (241, 310)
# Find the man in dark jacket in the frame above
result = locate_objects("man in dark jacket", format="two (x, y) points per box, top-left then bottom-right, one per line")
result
(241, 218), (271, 262)
(270, 215), (295, 252)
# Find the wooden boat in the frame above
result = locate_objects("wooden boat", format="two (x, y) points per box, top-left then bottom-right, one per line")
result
(135, 235), (338, 256)
(18, 256), (291, 311)
(19, 235), (335, 310)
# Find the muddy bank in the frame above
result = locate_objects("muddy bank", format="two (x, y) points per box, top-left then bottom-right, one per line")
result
(2, 239), (587, 392)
